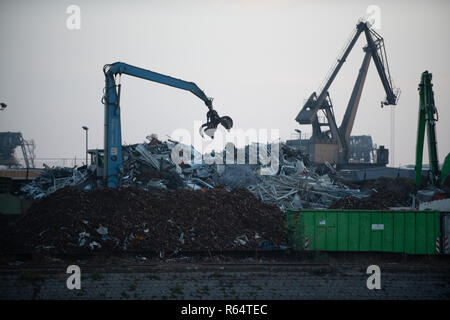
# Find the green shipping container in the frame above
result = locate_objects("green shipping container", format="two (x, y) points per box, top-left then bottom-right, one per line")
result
(286, 209), (441, 255)
(0, 193), (33, 215)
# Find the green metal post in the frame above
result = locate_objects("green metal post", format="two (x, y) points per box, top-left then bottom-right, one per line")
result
(415, 76), (426, 187)
(415, 71), (440, 187)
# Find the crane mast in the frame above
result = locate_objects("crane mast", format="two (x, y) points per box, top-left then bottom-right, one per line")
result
(294, 21), (399, 166)
(415, 71), (440, 187)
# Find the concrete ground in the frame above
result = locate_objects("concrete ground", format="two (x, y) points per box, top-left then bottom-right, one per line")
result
(1, 257), (449, 300)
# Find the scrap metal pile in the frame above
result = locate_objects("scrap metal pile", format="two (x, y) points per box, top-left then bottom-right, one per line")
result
(246, 144), (368, 210)
(18, 136), (369, 211)
(20, 166), (89, 199)
(6, 136), (421, 256)
(248, 173), (365, 210)
(2, 187), (286, 254)
(17, 135), (419, 218)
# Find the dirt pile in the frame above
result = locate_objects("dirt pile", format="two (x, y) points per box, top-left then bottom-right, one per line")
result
(2, 187), (286, 254)
(330, 177), (416, 210)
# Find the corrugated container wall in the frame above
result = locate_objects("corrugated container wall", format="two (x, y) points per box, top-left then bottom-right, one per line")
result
(286, 209), (441, 255)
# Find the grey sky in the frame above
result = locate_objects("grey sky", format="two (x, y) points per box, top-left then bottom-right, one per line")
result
(1, 0), (449, 167)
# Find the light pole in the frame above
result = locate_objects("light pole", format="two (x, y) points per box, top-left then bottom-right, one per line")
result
(82, 126), (88, 166)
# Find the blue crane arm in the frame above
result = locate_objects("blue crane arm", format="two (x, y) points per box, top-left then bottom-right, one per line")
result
(106, 62), (213, 108)
(102, 62), (232, 188)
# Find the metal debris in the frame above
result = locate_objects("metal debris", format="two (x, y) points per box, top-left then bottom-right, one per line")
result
(247, 166), (366, 210)
(18, 135), (370, 211)
(96, 225), (108, 236)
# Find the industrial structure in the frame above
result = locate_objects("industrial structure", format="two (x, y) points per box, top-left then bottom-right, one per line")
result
(101, 62), (233, 187)
(289, 20), (399, 168)
(2, 1), (450, 302)
(415, 71), (450, 187)
(0, 132), (35, 169)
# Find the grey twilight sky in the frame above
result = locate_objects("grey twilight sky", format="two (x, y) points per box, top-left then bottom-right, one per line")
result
(0, 0), (449, 167)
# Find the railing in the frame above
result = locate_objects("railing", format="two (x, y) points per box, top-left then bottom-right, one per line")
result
(289, 132), (312, 140)
(10, 157), (86, 169)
